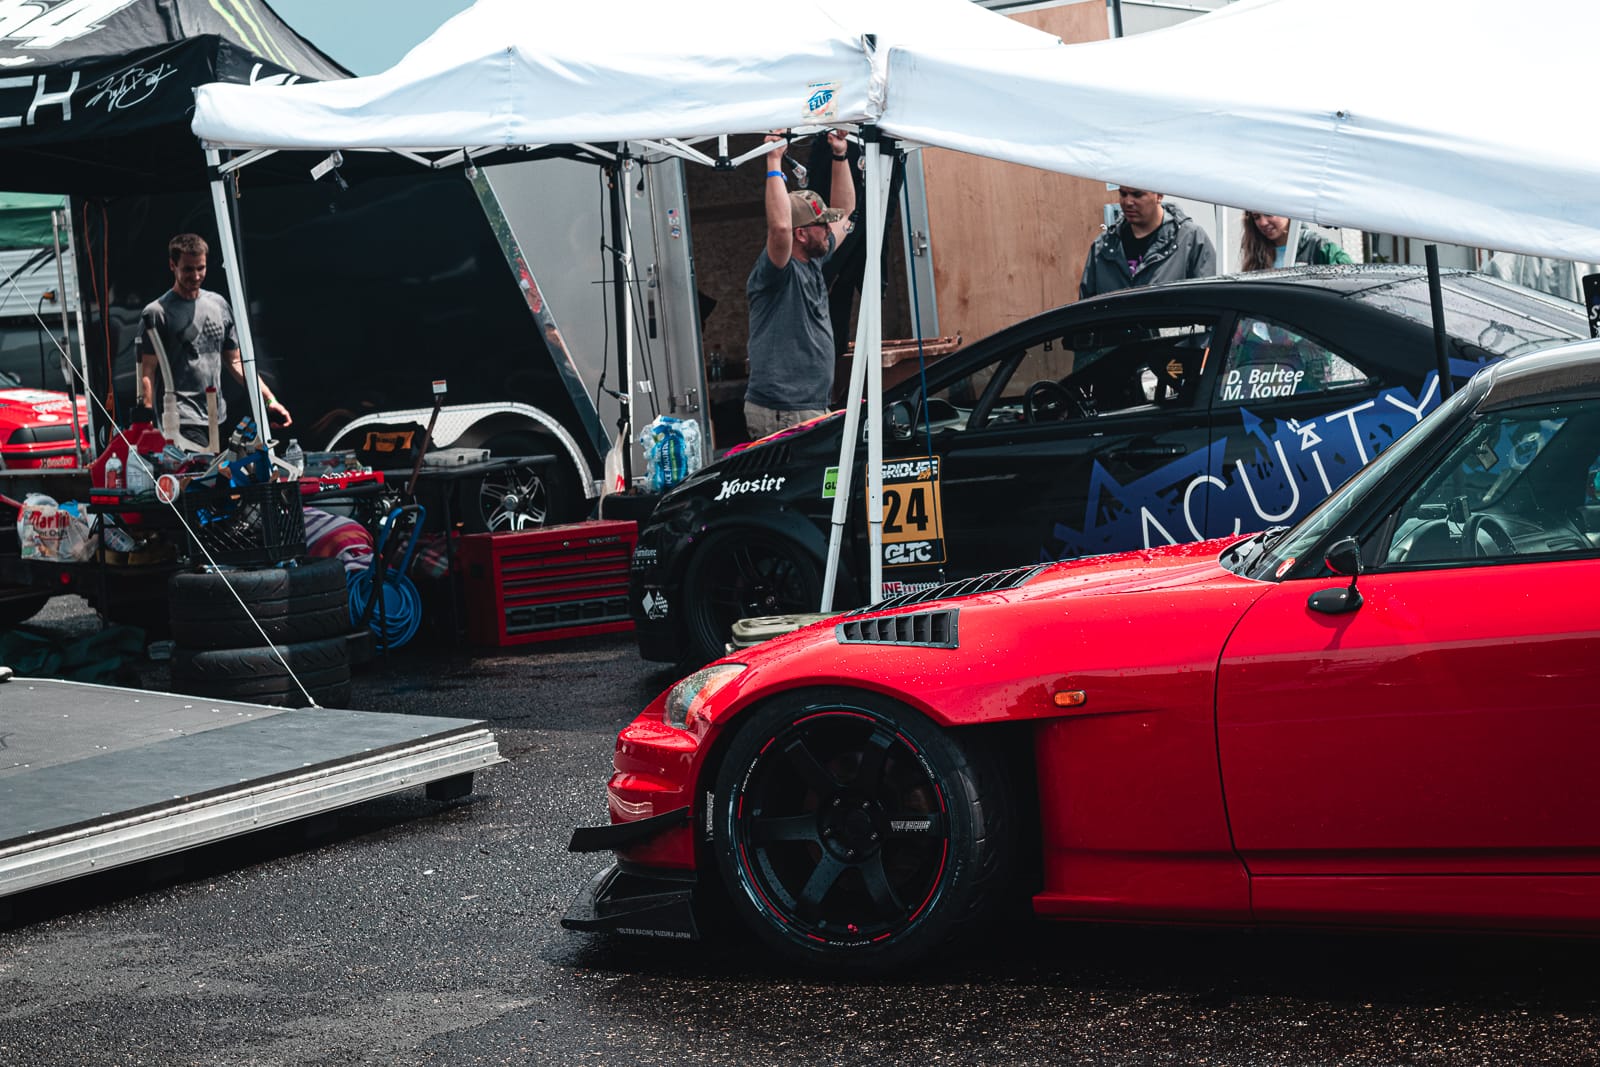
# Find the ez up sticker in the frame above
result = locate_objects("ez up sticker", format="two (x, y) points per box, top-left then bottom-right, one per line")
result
(806, 81), (841, 122)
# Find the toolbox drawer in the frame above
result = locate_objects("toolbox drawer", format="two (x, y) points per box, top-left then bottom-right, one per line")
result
(456, 520), (636, 646)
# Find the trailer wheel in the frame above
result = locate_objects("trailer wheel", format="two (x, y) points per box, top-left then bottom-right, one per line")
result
(170, 634), (352, 708)
(456, 433), (581, 532)
(0, 592), (49, 628)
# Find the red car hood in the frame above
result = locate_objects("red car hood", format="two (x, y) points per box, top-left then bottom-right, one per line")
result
(0, 388), (89, 435)
(719, 535), (1272, 727)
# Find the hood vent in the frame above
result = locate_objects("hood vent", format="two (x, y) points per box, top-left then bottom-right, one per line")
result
(717, 442), (793, 476)
(851, 564), (1047, 614)
(837, 609), (958, 649)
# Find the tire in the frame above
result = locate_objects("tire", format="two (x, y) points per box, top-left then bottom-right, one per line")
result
(169, 558), (346, 609)
(0, 592), (49, 628)
(170, 634), (352, 708)
(168, 559), (350, 648)
(171, 591), (349, 650)
(711, 688), (1015, 973)
(454, 433), (581, 533)
(681, 528), (821, 666)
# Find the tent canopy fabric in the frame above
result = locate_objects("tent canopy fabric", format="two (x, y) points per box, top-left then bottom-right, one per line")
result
(192, 0), (1600, 264)
(0, 193), (67, 250)
(190, 0), (1058, 149)
(881, 0), (1600, 262)
(0, 0), (348, 193)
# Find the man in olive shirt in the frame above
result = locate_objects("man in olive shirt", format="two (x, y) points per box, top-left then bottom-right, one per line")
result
(743, 129), (856, 440)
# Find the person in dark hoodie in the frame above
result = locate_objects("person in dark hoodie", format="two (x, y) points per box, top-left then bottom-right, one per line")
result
(1079, 187), (1216, 299)
(1240, 211), (1354, 271)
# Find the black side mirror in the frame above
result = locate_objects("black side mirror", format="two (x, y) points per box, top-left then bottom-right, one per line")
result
(888, 400), (915, 440)
(1308, 536), (1364, 615)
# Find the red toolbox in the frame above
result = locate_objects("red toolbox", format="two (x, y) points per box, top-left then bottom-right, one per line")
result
(455, 519), (637, 646)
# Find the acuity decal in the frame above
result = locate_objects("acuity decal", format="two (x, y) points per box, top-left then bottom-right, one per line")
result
(1047, 378), (1440, 559)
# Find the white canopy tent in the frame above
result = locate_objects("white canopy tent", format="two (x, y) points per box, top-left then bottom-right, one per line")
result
(192, 0), (1600, 610)
(190, 0), (1060, 608)
(883, 0), (1600, 263)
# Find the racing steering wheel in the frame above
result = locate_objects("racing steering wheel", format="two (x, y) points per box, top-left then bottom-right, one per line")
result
(1463, 513), (1518, 557)
(1024, 380), (1085, 423)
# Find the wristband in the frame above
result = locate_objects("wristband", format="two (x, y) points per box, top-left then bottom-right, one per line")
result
(766, 170), (785, 180)
(833, 153), (848, 161)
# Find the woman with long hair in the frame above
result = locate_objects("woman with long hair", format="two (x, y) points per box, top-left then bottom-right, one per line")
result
(1240, 212), (1354, 271)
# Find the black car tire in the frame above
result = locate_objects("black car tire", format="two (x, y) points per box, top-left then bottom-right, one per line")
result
(681, 528), (822, 667)
(170, 635), (352, 708)
(169, 558), (346, 608)
(169, 558), (350, 649)
(455, 434), (580, 532)
(711, 688), (1014, 973)
(171, 591), (350, 650)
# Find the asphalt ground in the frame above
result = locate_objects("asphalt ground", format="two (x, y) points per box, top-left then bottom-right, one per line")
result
(1, 599), (1597, 1066)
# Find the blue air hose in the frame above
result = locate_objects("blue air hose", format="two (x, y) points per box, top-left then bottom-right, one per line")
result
(348, 505), (425, 651)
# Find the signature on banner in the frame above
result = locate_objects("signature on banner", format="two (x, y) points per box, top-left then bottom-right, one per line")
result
(86, 62), (177, 111)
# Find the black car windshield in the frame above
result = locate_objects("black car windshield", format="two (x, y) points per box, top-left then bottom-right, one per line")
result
(1235, 383), (1480, 581)
(1351, 274), (1585, 358)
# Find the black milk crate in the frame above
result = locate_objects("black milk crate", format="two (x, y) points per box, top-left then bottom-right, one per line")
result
(180, 479), (307, 566)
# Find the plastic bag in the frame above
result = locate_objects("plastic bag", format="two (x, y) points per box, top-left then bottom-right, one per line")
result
(638, 416), (703, 493)
(18, 495), (92, 561)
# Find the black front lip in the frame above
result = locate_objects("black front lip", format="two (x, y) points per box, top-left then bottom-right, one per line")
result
(567, 804), (689, 853)
(561, 862), (700, 940)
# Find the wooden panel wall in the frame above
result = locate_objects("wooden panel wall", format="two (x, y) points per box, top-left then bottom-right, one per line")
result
(921, 1), (1115, 346)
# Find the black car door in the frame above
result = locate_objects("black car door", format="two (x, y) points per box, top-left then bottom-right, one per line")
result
(872, 311), (1226, 591)
(1202, 313), (1431, 538)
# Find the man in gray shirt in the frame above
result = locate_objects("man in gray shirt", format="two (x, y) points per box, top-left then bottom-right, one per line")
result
(139, 233), (291, 446)
(744, 129), (856, 440)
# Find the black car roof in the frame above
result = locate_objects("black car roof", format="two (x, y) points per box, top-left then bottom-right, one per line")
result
(1089, 264), (1493, 301)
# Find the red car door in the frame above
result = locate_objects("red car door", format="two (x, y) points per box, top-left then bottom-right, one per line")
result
(1216, 399), (1600, 929)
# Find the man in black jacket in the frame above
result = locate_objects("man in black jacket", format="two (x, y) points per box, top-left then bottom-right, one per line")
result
(1080, 188), (1216, 299)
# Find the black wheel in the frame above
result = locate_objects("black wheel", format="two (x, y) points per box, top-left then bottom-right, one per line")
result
(712, 688), (1014, 972)
(682, 528), (821, 666)
(170, 634), (352, 708)
(0, 592), (49, 628)
(454, 433), (581, 532)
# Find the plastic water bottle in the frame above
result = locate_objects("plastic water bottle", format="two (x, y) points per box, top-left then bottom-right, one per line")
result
(284, 439), (305, 479)
(125, 452), (154, 494)
(639, 416), (704, 492)
(104, 453), (123, 489)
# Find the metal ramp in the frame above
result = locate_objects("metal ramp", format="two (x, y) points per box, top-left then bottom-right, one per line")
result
(0, 676), (502, 897)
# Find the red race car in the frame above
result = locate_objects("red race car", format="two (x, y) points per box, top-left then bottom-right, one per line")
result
(0, 386), (91, 470)
(567, 339), (1600, 971)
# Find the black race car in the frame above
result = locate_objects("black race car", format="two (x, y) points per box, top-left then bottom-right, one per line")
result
(632, 266), (1584, 666)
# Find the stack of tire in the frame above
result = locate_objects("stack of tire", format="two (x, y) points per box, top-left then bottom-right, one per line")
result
(167, 558), (353, 708)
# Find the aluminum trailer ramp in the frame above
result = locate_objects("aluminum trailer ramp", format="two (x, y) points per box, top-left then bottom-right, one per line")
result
(0, 676), (503, 898)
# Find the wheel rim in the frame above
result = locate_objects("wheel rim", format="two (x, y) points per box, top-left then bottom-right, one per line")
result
(731, 708), (950, 946)
(480, 465), (550, 531)
(692, 534), (818, 648)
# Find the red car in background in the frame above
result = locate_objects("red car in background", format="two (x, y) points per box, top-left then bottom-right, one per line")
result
(0, 386), (90, 470)
(567, 338), (1600, 972)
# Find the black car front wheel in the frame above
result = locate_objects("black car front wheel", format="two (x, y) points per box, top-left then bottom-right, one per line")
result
(681, 528), (821, 665)
(711, 688), (1014, 973)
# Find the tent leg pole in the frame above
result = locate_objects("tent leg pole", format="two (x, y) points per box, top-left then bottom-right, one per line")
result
(206, 147), (269, 446)
(821, 132), (890, 612)
(608, 148), (635, 488)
